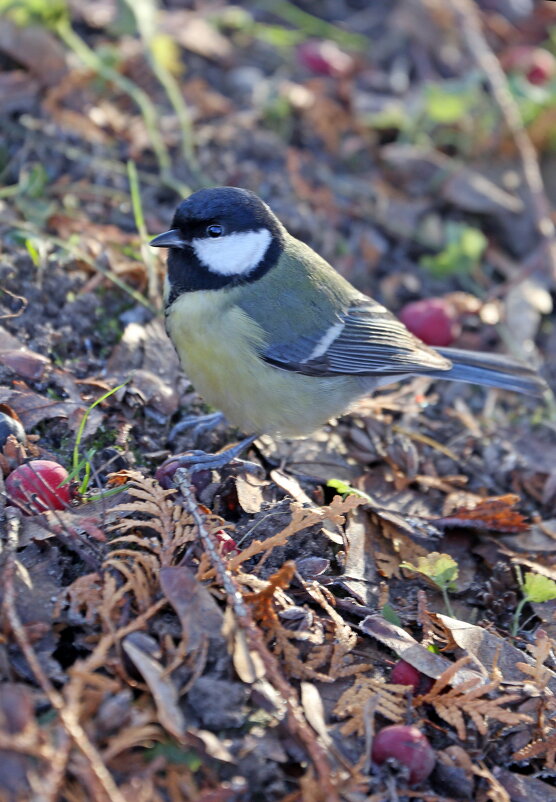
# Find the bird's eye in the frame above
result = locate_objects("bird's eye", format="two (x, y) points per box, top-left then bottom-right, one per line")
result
(206, 224), (223, 238)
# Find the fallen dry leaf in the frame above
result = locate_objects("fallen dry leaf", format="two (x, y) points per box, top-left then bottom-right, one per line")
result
(0, 19), (67, 86)
(160, 565), (224, 655)
(122, 635), (185, 738)
(433, 613), (556, 693)
(432, 494), (529, 533)
(106, 320), (181, 416)
(234, 473), (266, 515)
(360, 614), (485, 686)
(493, 768), (556, 802)
(164, 12), (234, 62)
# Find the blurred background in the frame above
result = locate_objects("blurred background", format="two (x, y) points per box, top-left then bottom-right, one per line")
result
(1, 0), (555, 449)
(1, 1), (555, 317)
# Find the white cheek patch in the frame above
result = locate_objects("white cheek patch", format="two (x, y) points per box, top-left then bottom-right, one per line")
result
(192, 228), (272, 276)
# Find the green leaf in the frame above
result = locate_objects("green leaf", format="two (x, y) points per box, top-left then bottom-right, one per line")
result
(420, 222), (487, 277)
(21, 163), (48, 198)
(253, 22), (303, 48)
(363, 103), (411, 132)
(401, 553), (459, 592)
(382, 603), (402, 627)
(326, 478), (372, 501)
(146, 741), (202, 770)
(0, 0), (68, 27)
(150, 33), (184, 76)
(24, 238), (41, 267)
(522, 572), (556, 603)
(425, 83), (474, 124)
(73, 381), (129, 493)
(460, 226), (487, 260)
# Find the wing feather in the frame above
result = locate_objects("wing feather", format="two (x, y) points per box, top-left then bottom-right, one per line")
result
(263, 300), (451, 377)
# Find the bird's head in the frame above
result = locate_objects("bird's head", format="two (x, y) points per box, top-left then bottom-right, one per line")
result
(151, 187), (285, 295)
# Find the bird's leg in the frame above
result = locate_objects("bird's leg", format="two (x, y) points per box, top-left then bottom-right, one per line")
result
(169, 434), (258, 472)
(169, 410), (225, 440)
(156, 434), (260, 487)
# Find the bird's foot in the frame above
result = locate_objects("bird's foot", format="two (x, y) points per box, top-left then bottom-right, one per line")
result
(156, 434), (260, 488)
(170, 411), (225, 440)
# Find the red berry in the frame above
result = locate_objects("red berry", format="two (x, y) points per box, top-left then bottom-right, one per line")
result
(391, 660), (434, 695)
(297, 40), (354, 77)
(399, 298), (461, 347)
(502, 46), (556, 85)
(391, 659), (420, 688)
(6, 460), (72, 514)
(214, 530), (239, 556)
(372, 724), (435, 785)
(527, 54), (555, 85)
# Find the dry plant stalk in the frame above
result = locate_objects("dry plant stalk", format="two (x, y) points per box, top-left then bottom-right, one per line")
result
(471, 762), (511, 802)
(1, 509), (130, 802)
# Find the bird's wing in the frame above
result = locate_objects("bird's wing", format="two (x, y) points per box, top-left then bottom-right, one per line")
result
(262, 299), (451, 377)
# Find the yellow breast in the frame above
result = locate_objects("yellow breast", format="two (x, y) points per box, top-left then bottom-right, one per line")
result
(165, 288), (359, 436)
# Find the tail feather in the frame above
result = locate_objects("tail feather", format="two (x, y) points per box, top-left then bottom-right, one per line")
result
(430, 346), (548, 397)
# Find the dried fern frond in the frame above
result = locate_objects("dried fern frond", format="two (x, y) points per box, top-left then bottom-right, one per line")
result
(104, 551), (159, 612)
(419, 657), (533, 740)
(516, 629), (555, 694)
(61, 572), (103, 625)
(239, 562), (331, 680)
(108, 472), (197, 565)
(304, 582), (357, 679)
(228, 495), (365, 574)
(228, 504), (323, 572)
(243, 561), (296, 623)
(513, 730), (556, 768)
(334, 676), (408, 735)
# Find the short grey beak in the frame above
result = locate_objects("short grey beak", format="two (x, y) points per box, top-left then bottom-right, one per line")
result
(149, 229), (189, 249)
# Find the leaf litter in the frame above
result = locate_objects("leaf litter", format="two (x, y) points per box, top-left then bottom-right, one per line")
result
(1, 0), (556, 799)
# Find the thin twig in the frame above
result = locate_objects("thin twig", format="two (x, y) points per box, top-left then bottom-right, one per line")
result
(39, 731), (72, 802)
(449, 0), (556, 280)
(0, 287), (28, 319)
(174, 468), (344, 801)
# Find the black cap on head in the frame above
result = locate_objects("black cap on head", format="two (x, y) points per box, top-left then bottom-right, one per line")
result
(171, 187), (284, 239)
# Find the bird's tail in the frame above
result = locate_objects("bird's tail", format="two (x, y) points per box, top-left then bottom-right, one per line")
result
(430, 346), (548, 397)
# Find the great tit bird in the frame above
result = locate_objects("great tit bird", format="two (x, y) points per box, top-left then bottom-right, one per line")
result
(150, 187), (546, 452)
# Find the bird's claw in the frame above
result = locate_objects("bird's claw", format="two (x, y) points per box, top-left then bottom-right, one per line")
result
(156, 434), (260, 488)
